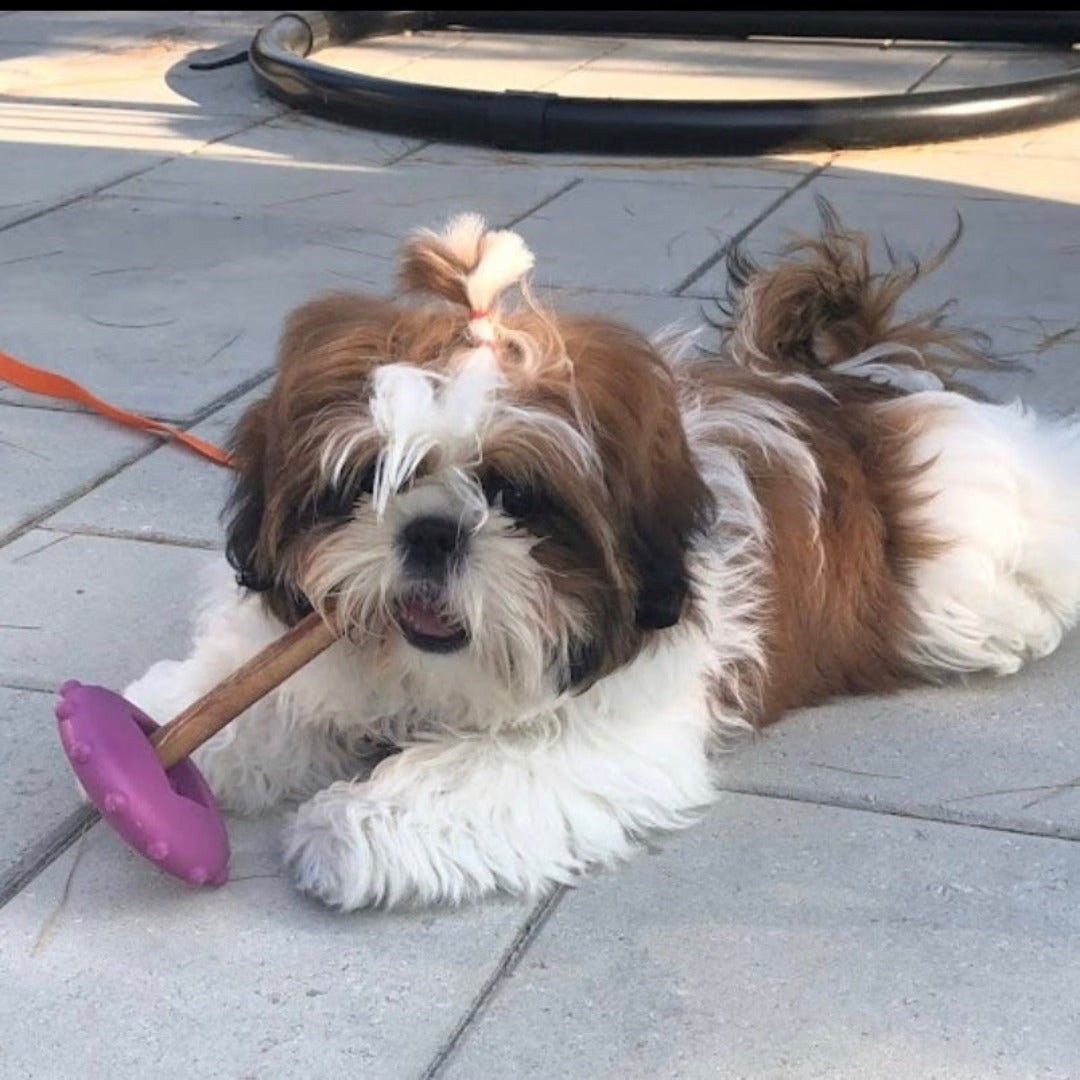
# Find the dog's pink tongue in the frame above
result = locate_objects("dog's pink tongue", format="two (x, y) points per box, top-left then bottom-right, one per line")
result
(399, 596), (458, 638)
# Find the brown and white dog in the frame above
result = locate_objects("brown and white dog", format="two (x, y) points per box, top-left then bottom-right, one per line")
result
(127, 208), (1080, 909)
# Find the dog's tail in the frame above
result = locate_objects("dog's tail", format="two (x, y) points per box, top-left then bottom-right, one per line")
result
(712, 198), (996, 393)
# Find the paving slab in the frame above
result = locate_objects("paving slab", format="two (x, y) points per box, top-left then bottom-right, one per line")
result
(0, 12), (279, 229)
(441, 793), (1080, 1080)
(513, 175), (809, 294)
(0, 158), (586, 419)
(0, 686), (84, 881)
(0, 101), (254, 229)
(919, 42), (1080, 92)
(932, 115), (1080, 161)
(716, 630), (1080, 839)
(0, 9), (271, 50)
(545, 38), (948, 100)
(0, 195), (394, 420)
(0, 11), (271, 117)
(0, 813), (536, 1080)
(685, 172), (1080, 361)
(0, 529), (218, 693)
(830, 139), (1080, 201)
(545, 288), (716, 337)
(316, 29), (485, 80)
(0, 402), (151, 542)
(399, 142), (829, 177)
(323, 30), (622, 93)
(107, 147), (575, 231)
(45, 383), (266, 547)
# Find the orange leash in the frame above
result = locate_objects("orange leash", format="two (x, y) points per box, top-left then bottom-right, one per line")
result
(0, 347), (234, 468)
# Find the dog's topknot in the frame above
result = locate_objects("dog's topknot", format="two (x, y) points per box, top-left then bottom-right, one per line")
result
(399, 213), (535, 349)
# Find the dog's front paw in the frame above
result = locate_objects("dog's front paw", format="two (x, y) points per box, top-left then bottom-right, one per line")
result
(284, 784), (401, 910)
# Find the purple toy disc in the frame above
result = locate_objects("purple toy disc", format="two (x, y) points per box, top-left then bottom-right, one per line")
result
(56, 681), (229, 887)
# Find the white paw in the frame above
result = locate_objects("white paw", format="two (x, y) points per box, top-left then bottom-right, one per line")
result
(284, 783), (497, 910)
(284, 785), (398, 910)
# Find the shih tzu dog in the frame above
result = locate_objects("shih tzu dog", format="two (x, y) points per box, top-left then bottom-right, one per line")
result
(126, 207), (1080, 910)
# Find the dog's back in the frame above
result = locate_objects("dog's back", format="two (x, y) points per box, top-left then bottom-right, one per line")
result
(677, 206), (1080, 726)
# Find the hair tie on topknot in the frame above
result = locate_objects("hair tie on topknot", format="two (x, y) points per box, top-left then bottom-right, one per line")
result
(399, 213), (535, 351)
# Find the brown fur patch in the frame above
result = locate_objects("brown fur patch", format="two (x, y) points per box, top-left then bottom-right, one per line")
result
(683, 363), (943, 726)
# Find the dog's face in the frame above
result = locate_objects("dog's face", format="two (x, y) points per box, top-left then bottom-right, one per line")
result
(225, 220), (711, 717)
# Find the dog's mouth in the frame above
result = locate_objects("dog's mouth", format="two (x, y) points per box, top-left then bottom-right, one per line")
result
(394, 591), (469, 654)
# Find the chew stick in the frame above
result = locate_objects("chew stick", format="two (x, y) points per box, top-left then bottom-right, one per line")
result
(149, 611), (337, 769)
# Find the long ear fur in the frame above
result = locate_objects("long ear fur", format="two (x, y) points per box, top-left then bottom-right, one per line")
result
(631, 517), (694, 630)
(223, 400), (273, 593)
(555, 315), (713, 633)
(631, 452), (713, 630)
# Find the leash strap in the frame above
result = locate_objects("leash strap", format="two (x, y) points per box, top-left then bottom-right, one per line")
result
(0, 347), (234, 468)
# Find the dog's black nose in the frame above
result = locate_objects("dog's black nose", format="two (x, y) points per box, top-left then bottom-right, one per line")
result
(399, 515), (465, 577)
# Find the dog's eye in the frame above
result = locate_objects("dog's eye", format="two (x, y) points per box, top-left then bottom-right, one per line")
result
(482, 472), (539, 520)
(311, 462), (377, 523)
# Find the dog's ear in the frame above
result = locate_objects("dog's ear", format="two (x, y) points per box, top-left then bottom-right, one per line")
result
(631, 517), (692, 630)
(224, 401), (274, 593)
(630, 453), (713, 632)
(555, 636), (605, 696)
(549, 313), (714, 634)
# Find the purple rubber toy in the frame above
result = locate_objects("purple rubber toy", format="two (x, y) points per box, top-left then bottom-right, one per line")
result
(54, 609), (335, 889)
(56, 680), (230, 886)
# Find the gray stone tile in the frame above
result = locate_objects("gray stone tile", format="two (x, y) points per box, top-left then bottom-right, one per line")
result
(0, 195), (393, 421)
(334, 30), (619, 93)
(0, 530), (219, 693)
(45, 384), (267, 546)
(442, 794), (1080, 1080)
(513, 176), (805, 294)
(941, 115), (1080, 161)
(0, 97), (260, 228)
(316, 28), (484, 80)
(828, 140), (1080, 201)
(0, 687), (84, 880)
(397, 143), (823, 188)
(0, 814), (534, 1080)
(206, 110), (421, 165)
(107, 117), (422, 210)
(924, 44), (1080, 92)
(546, 287), (714, 338)
(718, 630), (1080, 838)
(0, 10), (270, 49)
(545, 38), (947, 100)
(0, 403), (151, 542)
(949, 317), (1080, 417)
(686, 174), (1080, 333)
(0, 12), (272, 117)
(108, 149), (573, 231)
(0, 135), (162, 230)
(0, 163), (580, 420)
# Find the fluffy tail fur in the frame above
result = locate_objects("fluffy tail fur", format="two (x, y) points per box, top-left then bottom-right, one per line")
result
(713, 199), (996, 394)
